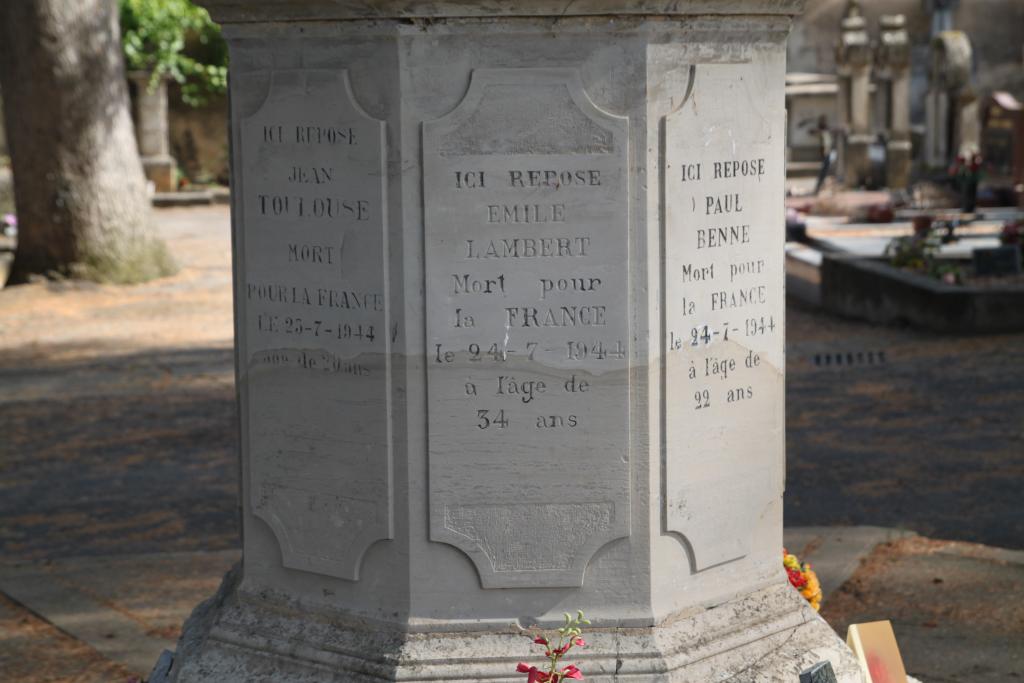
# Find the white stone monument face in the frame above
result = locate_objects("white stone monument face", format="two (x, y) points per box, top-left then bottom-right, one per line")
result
(422, 68), (632, 591)
(170, 2), (861, 681)
(240, 70), (392, 583)
(664, 63), (785, 573)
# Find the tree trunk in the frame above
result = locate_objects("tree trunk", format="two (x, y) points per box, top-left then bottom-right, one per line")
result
(0, 0), (173, 283)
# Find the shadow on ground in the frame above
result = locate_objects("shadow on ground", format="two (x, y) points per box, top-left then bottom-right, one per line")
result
(2, 300), (1022, 560)
(0, 344), (238, 560)
(785, 300), (1024, 549)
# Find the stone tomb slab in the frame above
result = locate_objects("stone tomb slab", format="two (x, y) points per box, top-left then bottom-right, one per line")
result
(663, 63), (786, 571)
(423, 68), (630, 588)
(238, 69), (392, 581)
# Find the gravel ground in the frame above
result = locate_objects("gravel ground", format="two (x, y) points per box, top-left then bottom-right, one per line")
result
(786, 298), (1024, 549)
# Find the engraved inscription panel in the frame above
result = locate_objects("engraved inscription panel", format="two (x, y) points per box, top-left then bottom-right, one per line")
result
(664, 64), (785, 570)
(240, 70), (391, 580)
(424, 69), (630, 588)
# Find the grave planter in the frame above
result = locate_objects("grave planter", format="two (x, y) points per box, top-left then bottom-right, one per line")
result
(167, 2), (861, 681)
(821, 252), (1024, 332)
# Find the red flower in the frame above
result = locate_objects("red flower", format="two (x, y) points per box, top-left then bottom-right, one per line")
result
(534, 637), (549, 646)
(574, 637), (586, 647)
(517, 664), (551, 683)
(561, 664), (585, 680)
(786, 566), (807, 589)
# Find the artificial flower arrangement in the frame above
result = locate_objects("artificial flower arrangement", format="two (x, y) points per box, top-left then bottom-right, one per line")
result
(784, 548), (822, 611)
(516, 611), (589, 682)
(948, 152), (984, 213)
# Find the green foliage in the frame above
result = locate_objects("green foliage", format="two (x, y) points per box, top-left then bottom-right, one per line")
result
(120, 0), (227, 107)
(885, 234), (936, 272)
(884, 229), (963, 285)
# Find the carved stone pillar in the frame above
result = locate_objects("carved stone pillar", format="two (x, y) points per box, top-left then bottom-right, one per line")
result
(166, 2), (861, 681)
(925, 30), (974, 168)
(836, 5), (873, 186)
(877, 14), (912, 188)
(128, 71), (177, 193)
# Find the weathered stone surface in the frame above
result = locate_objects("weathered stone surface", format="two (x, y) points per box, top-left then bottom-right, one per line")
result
(129, 72), (178, 192)
(663, 62), (785, 572)
(424, 68), (630, 589)
(172, 578), (860, 682)
(169, 2), (860, 681)
(203, 0), (806, 22)
(238, 69), (392, 582)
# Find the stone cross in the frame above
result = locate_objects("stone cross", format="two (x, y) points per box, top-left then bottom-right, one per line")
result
(167, 2), (861, 680)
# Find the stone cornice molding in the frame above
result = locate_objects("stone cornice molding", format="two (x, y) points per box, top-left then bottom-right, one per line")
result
(202, 0), (806, 23)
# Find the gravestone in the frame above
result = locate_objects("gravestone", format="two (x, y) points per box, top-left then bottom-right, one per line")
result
(973, 246), (1022, 277)
(980, 92), (1024, 200)
(128, 71), (177, 192)
(925, 31), (974, 168)
(169, 2), (862, 681)
(875, 15), (912, 189)
(835, 4), (873, 187)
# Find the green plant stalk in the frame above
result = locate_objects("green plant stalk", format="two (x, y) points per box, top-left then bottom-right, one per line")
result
(544, 611), (590, 682)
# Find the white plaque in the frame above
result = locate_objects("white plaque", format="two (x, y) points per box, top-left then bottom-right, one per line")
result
(664, 64), (785, 570)
(424, 69), (631, 588)
(239, 70), (391, 581)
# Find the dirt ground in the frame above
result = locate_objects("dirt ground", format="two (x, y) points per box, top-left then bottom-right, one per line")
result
(822, 537), (1024, 682)
(0, 207), (237, 562)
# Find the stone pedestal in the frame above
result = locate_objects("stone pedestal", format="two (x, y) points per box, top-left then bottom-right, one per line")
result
(887, 138), (913, 189)
(168, 2), (861, 681)
(924, 30), (974, 169)
(877, 15), (913, 189)
(128, 71), (177, 192)
(836, 8), (872, 187)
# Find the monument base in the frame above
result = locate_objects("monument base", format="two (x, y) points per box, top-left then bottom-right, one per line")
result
(887, 139), (913, 189)
(142, 154), (177, 193)
(166, 567), (860, 683)
(843, 134), (874, 188)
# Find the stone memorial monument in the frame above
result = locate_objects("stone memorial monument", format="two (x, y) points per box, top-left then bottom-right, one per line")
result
(168, 1), (861, 680)
(128, 71), (177, 192)
(835, 2), (872, 187)
(875, 15), (912, 189)
(924, 30), (975, 168)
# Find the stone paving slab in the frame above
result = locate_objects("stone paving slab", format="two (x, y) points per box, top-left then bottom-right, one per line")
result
(0, 591), (134, 683)
(784, 525), (916, 598)
(0, 550), (238, 679)
(0, 570), (166, 675)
